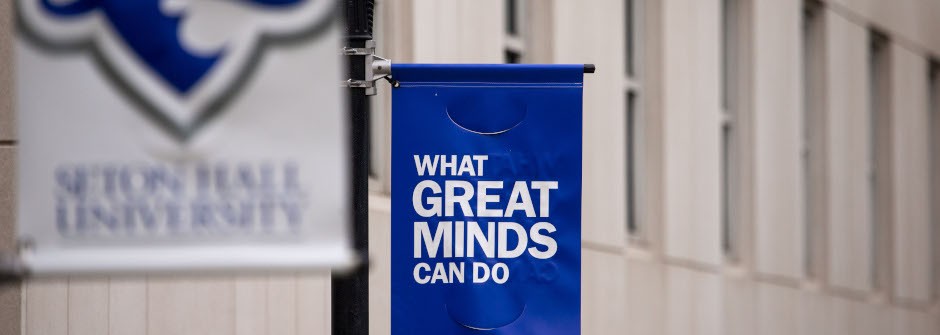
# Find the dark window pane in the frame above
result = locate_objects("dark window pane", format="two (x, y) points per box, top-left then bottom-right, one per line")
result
(626, 92), (637, 234)
(625, 0), (635, 77)
(931, 61), (940, 113)
(721, 0), (738, 259)
(931, 60), (940, 300)
(868, 29), (890, 289)
(721, 122), (734, 255)
(722, 0), (738, 111)
(802, 0), (823, 278)
(506, 0), (518, 35)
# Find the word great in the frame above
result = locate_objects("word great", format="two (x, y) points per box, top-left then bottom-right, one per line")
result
(411, 155), (560, 285)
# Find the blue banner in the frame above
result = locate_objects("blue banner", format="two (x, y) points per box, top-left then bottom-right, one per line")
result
(391, 64), (583, 334)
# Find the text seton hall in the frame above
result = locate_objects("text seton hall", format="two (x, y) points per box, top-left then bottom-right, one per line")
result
(54, 162), (310, 237)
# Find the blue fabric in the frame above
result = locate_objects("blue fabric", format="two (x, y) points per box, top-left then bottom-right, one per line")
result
(392, 64), (582, 334)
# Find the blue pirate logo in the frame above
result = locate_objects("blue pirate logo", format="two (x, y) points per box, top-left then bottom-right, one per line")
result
(18, 0), (336, 140)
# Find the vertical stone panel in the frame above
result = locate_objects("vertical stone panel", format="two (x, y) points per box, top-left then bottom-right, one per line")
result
(109, 278), (147, 335)
(827, 296), (852, 335)
(752, 0), (807, 280)
(829, 0), (940, 57)
(147, 278), (236, 335)
(235, 277), (268, 335)
(853, 301), (892, 335)
(266, 276), (297, 335)
(25, 280), (68, 335)
(411, 0), (503, 63)
(552, 0), (628, 249)
(797, 291), (832, 335)
(662, 0), (723, 266)
(68, 280), (109, 335)
(756, 283), (801, 335)
(824, 10), (875, 293)
(888, 45), (932, 304)
(626, 260), (666, 335)
(582, 249), (626, 335)
(455, 0), (504, 62)
(722, 278), (757, 335)
(664, 266), (722, 335)
(891, 308), (934, 335)
(296, 274), (330, 335)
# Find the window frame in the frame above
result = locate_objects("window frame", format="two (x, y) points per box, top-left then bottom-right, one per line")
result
(624, 0), (646, 243)
(929, 59), (940, 302)
(867, 28), (893, 292)
(720, 0), (741, 261)
(718, 0), (755, 266)
(802, 0), (828, 280)
(504, 0), (527, 63)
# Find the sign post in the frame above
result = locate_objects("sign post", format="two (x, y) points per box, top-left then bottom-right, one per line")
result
(332, 1), (375, 335)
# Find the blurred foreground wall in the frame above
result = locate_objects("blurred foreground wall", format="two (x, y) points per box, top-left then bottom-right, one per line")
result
(3, 0), (940, 334)
(1, 0), (18, 333)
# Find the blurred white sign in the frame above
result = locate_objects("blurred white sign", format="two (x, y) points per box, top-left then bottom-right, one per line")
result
(14, 0), (353, 275)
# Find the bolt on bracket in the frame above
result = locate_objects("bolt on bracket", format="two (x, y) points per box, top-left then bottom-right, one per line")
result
(342, 40), (392, 96)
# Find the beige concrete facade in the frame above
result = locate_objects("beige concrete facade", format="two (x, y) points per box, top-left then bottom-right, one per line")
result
(1, 0), (939, 334)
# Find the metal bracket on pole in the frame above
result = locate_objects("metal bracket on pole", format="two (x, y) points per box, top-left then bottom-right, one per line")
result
(342, 40), (392, 96)
(0, 239), (31, 280)
(0, 254), (26, 280)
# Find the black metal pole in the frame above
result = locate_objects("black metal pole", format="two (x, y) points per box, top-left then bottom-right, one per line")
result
(333, 0), (373, 334)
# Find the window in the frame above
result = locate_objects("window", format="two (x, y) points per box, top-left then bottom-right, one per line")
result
(624, 0), (644, 239)
(626, 91), (639, 235)
(625, 0), (636, 77)
(930, 59), (940, 300)
(802, 0), (826, 279)
(720, 120), (736, 258)
(504, 0), (525, 63)
(721, 0), (740, 259)
(506, 0), (518, 36)
(868, 29), (892, 290)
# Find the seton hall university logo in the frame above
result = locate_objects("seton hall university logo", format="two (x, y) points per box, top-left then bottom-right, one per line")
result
(17, 0), (336, 140)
